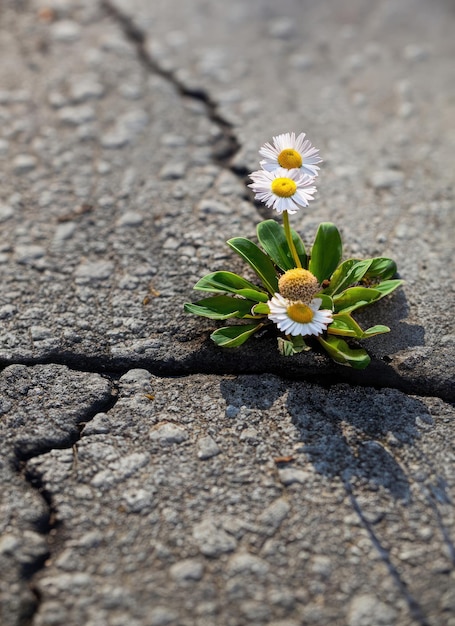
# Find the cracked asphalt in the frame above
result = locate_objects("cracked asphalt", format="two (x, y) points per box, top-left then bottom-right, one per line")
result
(0, 0), (454, 625)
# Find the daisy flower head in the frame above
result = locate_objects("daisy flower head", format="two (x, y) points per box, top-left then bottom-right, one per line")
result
(248, 167), (317, 215)
(259, 132), (322, 177)
(278, 268), (320, 303)
(267, 294), (333, 337)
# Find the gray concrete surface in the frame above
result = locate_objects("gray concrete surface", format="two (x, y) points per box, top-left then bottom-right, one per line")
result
(0, 0), (454, 625)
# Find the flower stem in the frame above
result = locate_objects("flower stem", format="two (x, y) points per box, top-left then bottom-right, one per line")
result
(282, 210), (302, 268)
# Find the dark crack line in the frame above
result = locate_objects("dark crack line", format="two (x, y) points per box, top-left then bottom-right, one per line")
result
(16, 374), (119, 626)
(0, 352), (453, 404)
(344, 480), (431, 626)
(101, 0), (244, 173)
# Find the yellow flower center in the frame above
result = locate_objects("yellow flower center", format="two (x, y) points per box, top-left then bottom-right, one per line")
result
(279, 269), (320, 302)
(271, 177), (297, 198)
(277, 148), (303, 169)
(287, 302), (314, 324)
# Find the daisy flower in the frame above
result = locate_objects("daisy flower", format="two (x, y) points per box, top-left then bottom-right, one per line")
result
(278, 268), (320, 303)
(248, 167), (317, 214)
(259, 132), (322, 177)
(267, 294), (333, 337)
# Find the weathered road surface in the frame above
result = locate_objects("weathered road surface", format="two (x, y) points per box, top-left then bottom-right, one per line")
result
(0, 0), (454, 625)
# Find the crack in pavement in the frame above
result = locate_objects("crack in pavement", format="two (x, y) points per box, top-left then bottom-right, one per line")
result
(101, 0), (276, 221)
(1, 351), (453, 404)
(1, 367), (118, 626)
(24, 383), (119, 626)
(15, 365), (454, 626)
(101, 0), (244, 174)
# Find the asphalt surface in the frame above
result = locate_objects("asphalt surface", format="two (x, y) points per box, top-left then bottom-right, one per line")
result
(0, 0), (454, 625)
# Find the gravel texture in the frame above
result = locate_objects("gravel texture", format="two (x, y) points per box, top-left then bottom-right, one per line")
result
(0, 0), (454, 624)
(21, 370), (455, 626)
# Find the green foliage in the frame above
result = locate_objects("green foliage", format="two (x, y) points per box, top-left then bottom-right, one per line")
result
(333, 287), (382, 313)
(235, 289), (269, 303)
(257, 220), (307, 270)
(317, 336), (371, 369)
(227, 237), (278, 295)
(210, 323), (264, 347)
(309, 223), (342, 282)
(193, 271), (261, 295)
(324, 259), (373, 295)
(317, 294), (334, 311)
(251, 302), (270, 315)
(365, 258), (397, 280)
(278, 335), (309, 355)
(373, 279), (404, 297)
(184, 296), (257, 320)
(324, 258), (401, 297)
(328, 313), (390, 339)
(184, 219), (402, 369)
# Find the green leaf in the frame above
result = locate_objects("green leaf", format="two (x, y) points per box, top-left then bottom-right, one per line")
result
(371, 279), (404, 297)
(324, 259), (373, 296)
(227, 237), (279, 294)
(278, 335), (310, 356)
(364, 258), (397, 280)
(363, 325), (390, 337)
(193, 271), (260, 295)
(278, 338), (296, 356)
(291, 335), (310, 352)
(328, 313), (365, 338)
(235, 288), (269, 303)
(328, 315), (390, 339)
(333, 287), (381, 313)
(318, 336), (371, 369)
(309, 223), (342, 282)
(210, 323), (263, 347)
(257, 219), (307, 271)
(184, 296), (256, 320)
(251, 302), (270, 315)
(332, 279), (403, 313)
(316, 293), (334, 311)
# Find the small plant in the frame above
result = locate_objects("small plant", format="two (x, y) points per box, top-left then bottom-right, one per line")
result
(184, 132), (402, 369)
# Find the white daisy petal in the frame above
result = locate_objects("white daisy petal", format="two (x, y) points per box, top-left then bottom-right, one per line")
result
(248, 167), (317, 215)
(260, 160), (280, 172)
(294, 133), (307, 151)
(288, 321), (302, 335)
(267, 294), (333, 337)
(258, 131), (322, 177)
(259, 144), (277, 160)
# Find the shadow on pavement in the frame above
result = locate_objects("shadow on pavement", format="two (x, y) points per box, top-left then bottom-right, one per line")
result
(356, 288), (426, 354)
(286, 385), (419, 502)
(221, 375), (437, 502)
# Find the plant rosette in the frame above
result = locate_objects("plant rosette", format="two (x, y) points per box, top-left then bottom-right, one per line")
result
(184, 133), (403, 370)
